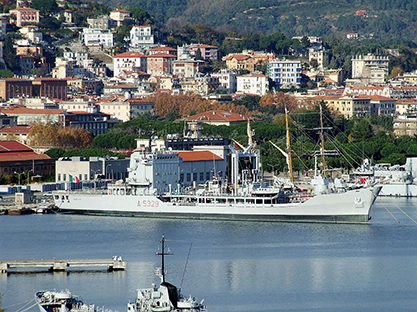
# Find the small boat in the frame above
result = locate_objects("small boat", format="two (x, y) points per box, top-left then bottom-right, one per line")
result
(35, 290), (109, 312)
(7, 207), (33, 215)
(127, 235), (207, 312)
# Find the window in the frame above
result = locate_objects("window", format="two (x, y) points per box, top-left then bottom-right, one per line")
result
(200, 172), (204, 181)
(187, 173), (191, 181)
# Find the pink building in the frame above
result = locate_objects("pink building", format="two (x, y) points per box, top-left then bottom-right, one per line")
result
(10, 7), (40, 28)
(147, 53), (177, 76)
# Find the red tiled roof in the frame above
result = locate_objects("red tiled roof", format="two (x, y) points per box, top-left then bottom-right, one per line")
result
(149, 47), (177, 51)
(239, 72), (267, 78)
(0, 126), (31, 134)
(110, 9), (130, 13)
(190, 44), (218, 49)
(0, 141), (33, 153)
(225, 55), (252, 61)
(178, 151), (222, 162)
(362, 95), (395, 101)
(0, 153), (51, 162)
(113, 52), (146, 58)
(10, 7), (38, 11)
(104, 84), (137, 89)
(0, 107), (64, 115)
(147, 53), (177, 58)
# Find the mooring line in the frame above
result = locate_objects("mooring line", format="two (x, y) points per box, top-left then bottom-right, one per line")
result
(3, 298), (33, 310)
(385, 196), (417, 225)
(16, 301), (38, 312)
(378, 197), (401, 225)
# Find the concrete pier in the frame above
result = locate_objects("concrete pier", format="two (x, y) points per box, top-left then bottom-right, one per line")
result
(0, 257), (127, 273)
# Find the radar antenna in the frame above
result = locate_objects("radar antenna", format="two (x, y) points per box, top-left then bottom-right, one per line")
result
(156, 234), (173, 283)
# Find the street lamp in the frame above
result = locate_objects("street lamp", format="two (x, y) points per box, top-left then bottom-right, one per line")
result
(91, 169), (101, 191)
(106, 164), (112, 180)
(267, 163), (278, 177)
(14, 171), (24, 185)
(27, 169), (34, 185)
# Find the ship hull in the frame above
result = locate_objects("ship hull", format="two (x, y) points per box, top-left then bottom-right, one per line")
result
(53, 186), (381, 224)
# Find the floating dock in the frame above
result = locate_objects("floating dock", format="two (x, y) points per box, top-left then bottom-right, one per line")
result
(0, 257), (126, 273)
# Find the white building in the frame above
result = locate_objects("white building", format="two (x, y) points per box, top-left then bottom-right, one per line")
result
(267, 59), (301, 88)
(56, 156), (130, 182)
(97, 98), (154, 122)
(130, 25), (154, 48)
(351, 54), (389, 84)
(172, 59), (204, 78)
(81, 28), (113, 47)
(211, 69), (238, 93)
(63, 51), (89, 66)
(109, 9), (131, 27)
(308, 49), (327, 70)
(113, 51), (147, 77)
(236, 72), (269, 96)
(19, 25), (42, 43)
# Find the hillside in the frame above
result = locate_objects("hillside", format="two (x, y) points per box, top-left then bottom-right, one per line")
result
(106, 0), (417, 43)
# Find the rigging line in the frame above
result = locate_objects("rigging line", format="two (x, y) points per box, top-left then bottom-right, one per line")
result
(323, 133), (357, 168)
(385, 196), (417, 225)
(324, 133), (362, 167)
(3, 299), (34, 309)
(16, 301), (38, 312)
(15, 299), (36, 312)
(378, 197), (401, 225)
(179, 241), (193, 291)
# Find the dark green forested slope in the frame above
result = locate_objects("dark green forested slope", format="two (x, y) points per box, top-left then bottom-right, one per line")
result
(108, 0), (417, 43)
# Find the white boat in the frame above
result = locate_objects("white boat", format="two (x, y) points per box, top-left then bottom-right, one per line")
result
(53, 116), (382, 224)
(352, 158), (417, 197)
(127, 235), (206, 312)
(35, 290), (108, 312)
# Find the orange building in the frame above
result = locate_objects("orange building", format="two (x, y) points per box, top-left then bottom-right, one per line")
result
(32, 78), (67, 100)
(0, 78), (33, 100)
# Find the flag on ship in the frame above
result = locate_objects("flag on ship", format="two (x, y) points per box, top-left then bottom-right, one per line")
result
(69, 175), (80, 183)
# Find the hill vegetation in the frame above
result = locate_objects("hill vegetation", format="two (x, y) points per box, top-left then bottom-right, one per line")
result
(103, 0), (417, 44)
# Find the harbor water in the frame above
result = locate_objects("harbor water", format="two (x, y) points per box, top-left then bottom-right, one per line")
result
(2, 197), (417, 311)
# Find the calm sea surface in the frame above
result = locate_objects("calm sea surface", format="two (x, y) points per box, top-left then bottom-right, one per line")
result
(2, 197), (417, 312)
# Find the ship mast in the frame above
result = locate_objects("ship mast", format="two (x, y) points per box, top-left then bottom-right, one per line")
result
(156, 235), (172, 283)
(319, 104), (327, 177)
(285, 108), (294, 182)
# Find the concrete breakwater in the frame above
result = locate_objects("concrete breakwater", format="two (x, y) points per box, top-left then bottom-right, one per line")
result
(0, 257), (127, 273)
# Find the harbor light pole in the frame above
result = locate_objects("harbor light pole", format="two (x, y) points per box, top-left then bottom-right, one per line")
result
(106, 164), (112, 180)
(267, 163), (278, 177)
(14, 171), (24, 185)
(92, 169), (101, 191)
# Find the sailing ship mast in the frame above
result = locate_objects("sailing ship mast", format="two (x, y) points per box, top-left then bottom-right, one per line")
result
(285, 108), (294, 182)
(319, 104), (327, 177)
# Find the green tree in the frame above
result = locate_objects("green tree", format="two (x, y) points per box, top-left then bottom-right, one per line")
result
(130, 7), (153, 25)
(350, 119), (374, 142)
(45, 148), (66, 159)
(0, 69), (14, 78)
(31, 0), (57, 14)
(406, 144), (417, 156)
(4, 33), (18, 71)
(195, 48), (203, 60)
